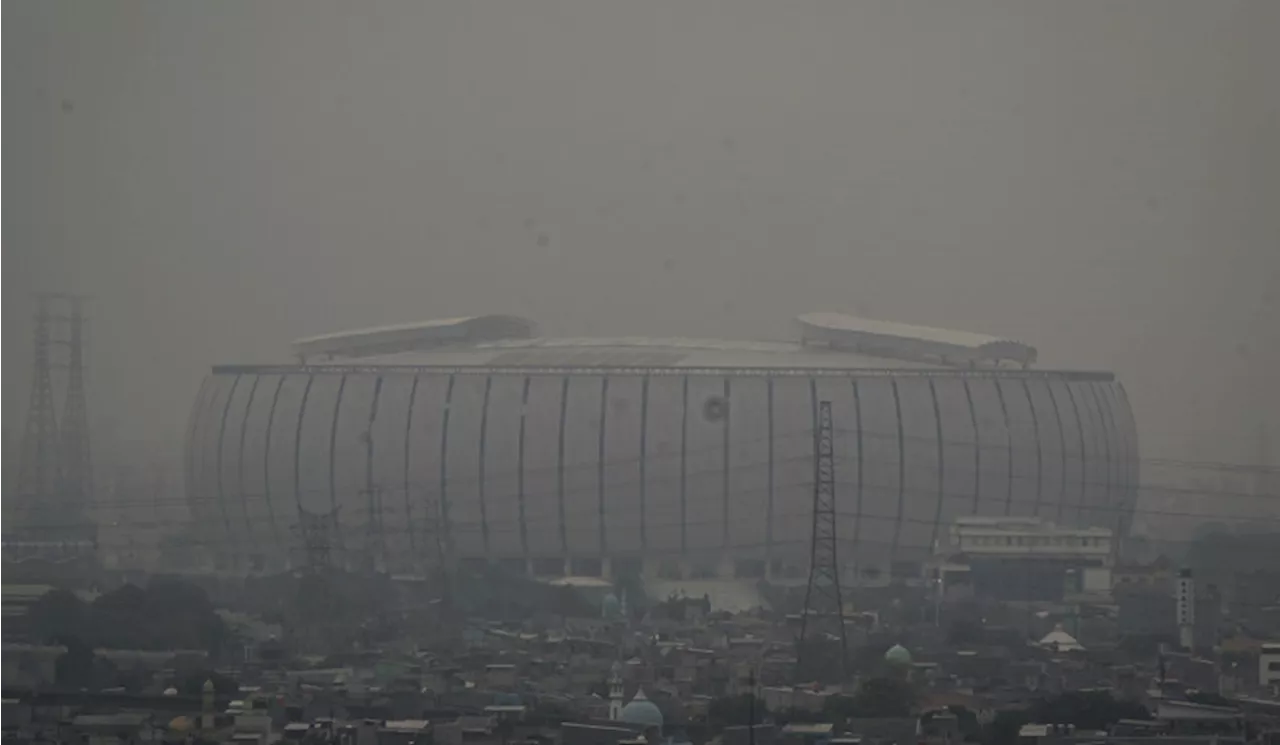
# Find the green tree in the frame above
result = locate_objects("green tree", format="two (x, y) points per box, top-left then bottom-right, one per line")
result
(850, 677), (916, 718)
(986, 691), (1150, 745)
(53, 636), (112, 690)
(1032, 691), (1148, 730)
(1186, 691), (1234, 708)
(947, 619), (983, 646)
(709, 694), (763, 730)
(821, 677), (917, 724)
(90, 581), (228, 654)
(28, 589), (89, 642)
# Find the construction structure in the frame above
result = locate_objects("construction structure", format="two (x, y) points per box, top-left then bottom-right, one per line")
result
(186, 312), (1139, 584)
(6, 293), (96, 564)
(796, 401), (848, 683)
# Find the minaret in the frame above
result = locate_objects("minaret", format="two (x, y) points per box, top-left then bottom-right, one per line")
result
(201, 678), (216, 729)
(608, 660), (624, 720)
(1176, 568), (1195, 651)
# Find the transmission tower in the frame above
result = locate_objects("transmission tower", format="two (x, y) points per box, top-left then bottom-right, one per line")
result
(15, 297), (61, 535)
(361, 485), (387, 573)
(293, 506), (344, 651)
(358, 425), (388, 574)
(296, 506), (343, 574)
(796, 400), (848, 683)
(418, 484), (451, 605)
(58, 295), (94, 543)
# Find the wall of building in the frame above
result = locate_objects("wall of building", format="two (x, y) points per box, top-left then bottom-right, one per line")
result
(185, 369), (1137, 574)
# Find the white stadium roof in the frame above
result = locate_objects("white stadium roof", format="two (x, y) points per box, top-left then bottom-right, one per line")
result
(292, 315), (537, 360)
(796, 312), (1037, 367)
(265, 312), (1053, 374)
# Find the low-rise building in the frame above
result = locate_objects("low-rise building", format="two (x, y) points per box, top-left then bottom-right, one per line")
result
(1260, 642), (1280, 689)
(939, 517), (1113, 601)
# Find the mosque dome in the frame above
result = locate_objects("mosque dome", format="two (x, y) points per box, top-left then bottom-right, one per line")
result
(620, 689), (664, 730)
(884, 644), (913, 666)
(168, 716), (194, 732)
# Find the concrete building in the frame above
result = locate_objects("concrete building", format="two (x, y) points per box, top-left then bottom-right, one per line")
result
(947, 516), (1114, 565)
(940, 517), (1114, 600)
(1261, 642), (1280, 689)
(186, 313), (1138, 580)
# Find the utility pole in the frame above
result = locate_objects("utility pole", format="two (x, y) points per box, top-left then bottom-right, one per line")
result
(797, 401), (848, 683)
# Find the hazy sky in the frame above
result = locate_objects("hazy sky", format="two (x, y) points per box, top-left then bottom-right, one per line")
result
(5, 0), (1278, 476)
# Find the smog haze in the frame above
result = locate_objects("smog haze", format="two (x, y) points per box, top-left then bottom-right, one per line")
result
(5, 0), (1278, 480)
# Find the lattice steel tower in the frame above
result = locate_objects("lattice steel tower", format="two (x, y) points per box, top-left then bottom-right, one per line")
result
(796, 400), (848, 683)
(58, 295), (93, 541)
(296, 506), (343, 574)
(292, 506), (343, 651)
(15, 297), (61, 534)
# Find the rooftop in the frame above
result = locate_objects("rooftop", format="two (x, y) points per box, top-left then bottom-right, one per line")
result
(218, 313), (1110, 377)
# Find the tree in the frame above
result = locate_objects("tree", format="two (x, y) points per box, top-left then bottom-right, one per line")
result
(987, 690), (1150, 745)
(1031, 691), (1148, 731)
(946, 706), (982, 741)
(1186, 691), (1234, 708)
(53, 636), (115, 690)
(28, 589), (89, 642)
(850, 677), (916, 718)
(709, 694), (762, 729)
(89, 581), (228, 655)
(823, 677), (917, 722)
(947, 619), (983, 646)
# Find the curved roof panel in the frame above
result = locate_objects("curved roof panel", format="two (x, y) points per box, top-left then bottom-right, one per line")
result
(215, 336), (1113, 378)
(291, 315), (537, 360)
(795, 312), (1037, 367)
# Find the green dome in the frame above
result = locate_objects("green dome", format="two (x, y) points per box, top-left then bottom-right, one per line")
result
(884, 644), (913, 666)
(620, 689), (664, 730)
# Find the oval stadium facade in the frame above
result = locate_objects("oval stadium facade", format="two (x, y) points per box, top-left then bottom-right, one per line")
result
(185, 314), (1138, 579)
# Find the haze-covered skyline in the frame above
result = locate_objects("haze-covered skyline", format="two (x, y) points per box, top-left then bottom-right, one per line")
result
(5, 0), (1278, 477)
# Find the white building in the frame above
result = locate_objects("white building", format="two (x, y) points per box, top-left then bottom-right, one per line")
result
(939, 517), (1114, 599)
(947, 516), (1114, 566)
(1261, 642), (1280, 689)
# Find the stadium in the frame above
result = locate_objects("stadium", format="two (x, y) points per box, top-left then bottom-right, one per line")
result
(185, 313), (1138, 581)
